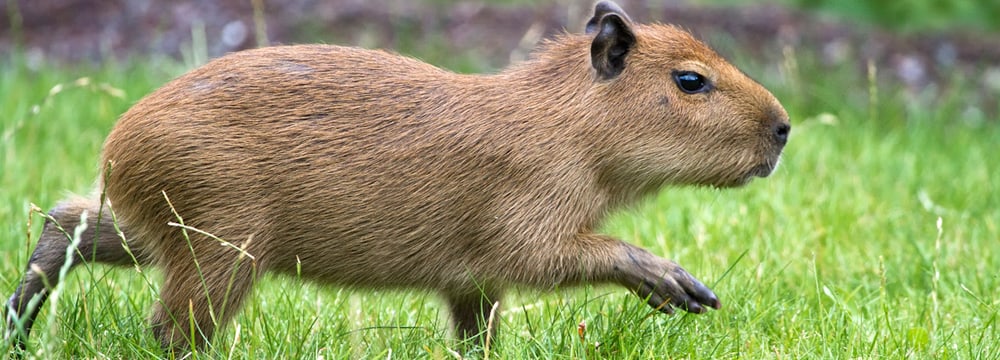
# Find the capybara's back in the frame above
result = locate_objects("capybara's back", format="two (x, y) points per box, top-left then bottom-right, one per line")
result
(7, 1), (789, 354)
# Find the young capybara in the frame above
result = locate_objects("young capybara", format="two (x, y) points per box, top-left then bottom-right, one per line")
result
(6, 1), (789, 354)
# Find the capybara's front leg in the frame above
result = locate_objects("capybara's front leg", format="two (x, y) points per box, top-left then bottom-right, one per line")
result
(523, 234), (721, 314)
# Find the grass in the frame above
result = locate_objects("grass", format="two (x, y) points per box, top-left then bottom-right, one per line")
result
(3, 19), (1000, 360)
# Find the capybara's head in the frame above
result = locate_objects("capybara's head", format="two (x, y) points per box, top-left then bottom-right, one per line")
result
(584, 1), (790, 188)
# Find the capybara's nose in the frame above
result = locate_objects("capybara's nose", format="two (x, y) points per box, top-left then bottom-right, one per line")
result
(774, 122), (790, 146)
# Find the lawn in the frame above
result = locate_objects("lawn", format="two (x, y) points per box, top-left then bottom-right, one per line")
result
(2, 11), (999, 360)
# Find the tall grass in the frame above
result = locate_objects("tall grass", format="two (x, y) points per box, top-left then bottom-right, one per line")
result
(2, 24), (999, 360)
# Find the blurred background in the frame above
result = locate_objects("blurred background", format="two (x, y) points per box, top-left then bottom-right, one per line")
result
(3, 0), (1000, 101)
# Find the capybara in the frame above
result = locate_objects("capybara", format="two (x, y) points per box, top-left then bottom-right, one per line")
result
(6, 0), (789, 353)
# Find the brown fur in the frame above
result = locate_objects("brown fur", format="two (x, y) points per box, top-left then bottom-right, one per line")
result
(6, 1), (789, 353)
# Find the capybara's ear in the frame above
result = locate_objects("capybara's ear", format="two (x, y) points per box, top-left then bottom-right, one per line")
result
(587, 1), (636, 80)
(585, 1), (633, 34)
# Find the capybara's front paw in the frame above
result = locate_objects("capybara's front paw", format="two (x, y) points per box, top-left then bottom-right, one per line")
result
(619, 245), (721, 314)
(634, 264), (720, 314)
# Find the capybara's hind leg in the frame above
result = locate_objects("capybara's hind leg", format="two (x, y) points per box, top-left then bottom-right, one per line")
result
(149, 244), (259, 352)
(6, 197), (141, 352)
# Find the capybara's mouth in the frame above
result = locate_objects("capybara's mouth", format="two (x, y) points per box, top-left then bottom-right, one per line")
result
(751, 157), (781, 178)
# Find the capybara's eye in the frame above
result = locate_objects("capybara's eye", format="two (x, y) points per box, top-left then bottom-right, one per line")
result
(673, 71), (709, 94)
